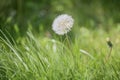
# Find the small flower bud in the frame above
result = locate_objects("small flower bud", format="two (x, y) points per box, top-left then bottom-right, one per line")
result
(106, 37), (113, 48)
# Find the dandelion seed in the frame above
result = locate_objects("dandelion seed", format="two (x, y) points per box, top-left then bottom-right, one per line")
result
(52, 14), (74, 35)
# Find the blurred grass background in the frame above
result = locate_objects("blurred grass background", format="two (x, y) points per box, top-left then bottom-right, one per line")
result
(0, 0), (120, 38)
(0, 0), (120, 80)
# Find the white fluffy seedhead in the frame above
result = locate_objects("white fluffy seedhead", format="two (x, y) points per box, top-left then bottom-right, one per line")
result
(52, 14), (74, 35)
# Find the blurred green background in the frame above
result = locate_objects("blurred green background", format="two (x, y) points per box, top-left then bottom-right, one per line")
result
(0, 0), (120, 38)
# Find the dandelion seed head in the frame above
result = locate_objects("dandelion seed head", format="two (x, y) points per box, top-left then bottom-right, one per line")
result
(52, 14), (74, 35)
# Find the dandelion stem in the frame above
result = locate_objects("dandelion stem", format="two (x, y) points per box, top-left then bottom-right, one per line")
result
(105, 37), (113, 62)
(65, 34), (71, 49)
(105, 47), (112, 61)
(65, 34), (75, 61)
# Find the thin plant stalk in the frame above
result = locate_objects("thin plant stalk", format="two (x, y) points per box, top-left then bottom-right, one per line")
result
(105, 38), (113, 62)
(105, 47), (112, 62)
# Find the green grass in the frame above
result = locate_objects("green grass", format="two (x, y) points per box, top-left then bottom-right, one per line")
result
(0, 27), (120, 80)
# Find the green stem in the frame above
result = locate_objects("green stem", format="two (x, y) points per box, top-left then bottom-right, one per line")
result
(105, 47), (112, 62)
(65, 34), (70, 48)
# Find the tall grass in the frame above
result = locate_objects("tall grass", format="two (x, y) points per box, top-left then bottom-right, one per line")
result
(0, 27), (120, 80)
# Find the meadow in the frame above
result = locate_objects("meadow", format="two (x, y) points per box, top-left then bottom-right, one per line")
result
(0, 0), (120, 80)
(0, 25), (120, 80)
